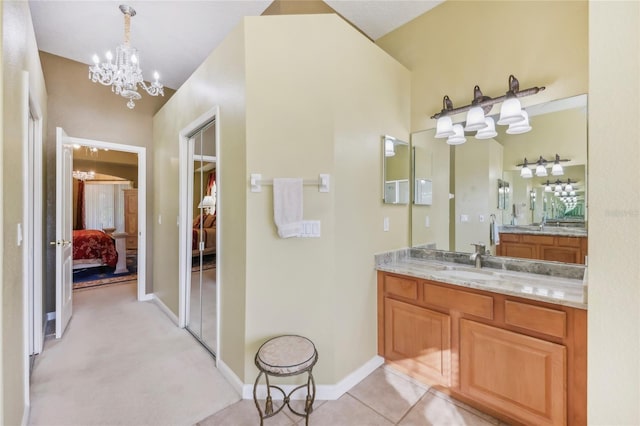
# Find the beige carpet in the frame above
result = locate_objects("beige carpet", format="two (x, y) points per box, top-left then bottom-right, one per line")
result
(28, 281), (240, 426)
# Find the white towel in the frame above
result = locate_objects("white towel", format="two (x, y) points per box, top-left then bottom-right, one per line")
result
(273, 178), (303, 238)
(494, 224), (501, 245)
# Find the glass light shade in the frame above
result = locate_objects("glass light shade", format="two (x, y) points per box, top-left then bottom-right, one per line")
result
(561, 191), (568, 196)
(434, 116), (455, 138)
(570, 190), (576, 196)
(545, 184), (552, 192)
(384, 139), (396, 157)
(446, 124), (466, 145)
(506, 111), (532, 134)
(555, 184), (562, 192)
(520, 166), (532, 178)
(464, 106), (488, 131)
(565, 183), (573, 192)
(535, 163), (548, 177)
(554, 191), (560, 196)
(475, 117), (498, 139)
(551, 162), (564, 176)
(198, 195), (216, 214)
(497, 97), (524, 125)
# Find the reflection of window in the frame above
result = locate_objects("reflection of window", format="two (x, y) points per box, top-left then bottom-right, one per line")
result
(85, 182), (131, 231)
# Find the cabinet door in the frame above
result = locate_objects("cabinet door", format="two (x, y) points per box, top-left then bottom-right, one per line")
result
(385, 298), (451, 386)
(501, 242), (537, 260)
(539, 245), (582, 264)
(460, 319), (566, 425)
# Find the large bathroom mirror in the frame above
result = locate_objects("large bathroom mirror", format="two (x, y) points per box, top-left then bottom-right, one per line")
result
(383, 135), (410, 204)
(410, 94), (587, 258)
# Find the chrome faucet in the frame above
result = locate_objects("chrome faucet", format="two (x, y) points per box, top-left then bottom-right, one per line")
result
(470, 243), (486, 269)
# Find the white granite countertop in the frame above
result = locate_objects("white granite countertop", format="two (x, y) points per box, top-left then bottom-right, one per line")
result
(499, 224), (587, 237)
(377, 257), (587, 310)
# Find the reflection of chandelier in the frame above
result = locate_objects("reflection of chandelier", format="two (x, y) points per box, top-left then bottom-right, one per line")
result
(88, 5), (164, 109)
(73, 170), (95, 181)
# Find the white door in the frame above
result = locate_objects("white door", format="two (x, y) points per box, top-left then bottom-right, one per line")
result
(55, 127), (73, 338)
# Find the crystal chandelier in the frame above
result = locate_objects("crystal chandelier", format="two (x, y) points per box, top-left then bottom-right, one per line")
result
(89, 5), (164, 109)
(73, 170), (95, 181)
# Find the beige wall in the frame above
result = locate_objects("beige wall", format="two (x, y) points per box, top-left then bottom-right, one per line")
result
(1, 2), (48, 424)
(153, 14), (409, 384)
(243, 14), (409, 383)
(40, 52), (172, 311)
(588, 1), (640, 423)
(153, 22), (248, 376)
(376, 1), (588, 133)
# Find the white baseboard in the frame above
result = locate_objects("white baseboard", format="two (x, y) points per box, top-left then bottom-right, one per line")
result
(149, 294), (179, 325)
(241, 355), (384, 400)
(217, 358), (245, 397)
(139, 293), (153, 302)
(21, 403), (30, 426)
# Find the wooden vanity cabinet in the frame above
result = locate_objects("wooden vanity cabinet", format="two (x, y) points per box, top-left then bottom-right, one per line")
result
(377, 271), (587, 425)
(497, 233), (587, 264)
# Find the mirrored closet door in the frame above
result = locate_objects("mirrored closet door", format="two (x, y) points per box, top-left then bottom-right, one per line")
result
(187, 120), (217, 354)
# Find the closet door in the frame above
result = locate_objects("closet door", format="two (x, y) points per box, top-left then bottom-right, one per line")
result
(187, 121), (217, 354)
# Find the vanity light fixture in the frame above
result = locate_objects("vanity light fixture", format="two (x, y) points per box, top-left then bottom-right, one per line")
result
(432, 75), (545, 140)
(551, 154), (564, 176)
(565, 179), (573, 192)
(518, 154), (568, 179)
(544, 180), (552, 192)
(534, 156), (548, 177)
(520, 158), (533, 178)
(446, 124), (467, 145)
(475, 117), (498, 139)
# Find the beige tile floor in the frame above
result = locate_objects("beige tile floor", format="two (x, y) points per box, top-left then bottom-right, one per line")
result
(198, 366), (506, 425)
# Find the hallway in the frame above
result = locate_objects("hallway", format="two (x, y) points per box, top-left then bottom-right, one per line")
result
(28, 282), (239, 425)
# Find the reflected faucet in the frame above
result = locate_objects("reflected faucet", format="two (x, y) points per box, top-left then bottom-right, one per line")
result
(539, 212), (547, 230)
(470, 243), (486, 269)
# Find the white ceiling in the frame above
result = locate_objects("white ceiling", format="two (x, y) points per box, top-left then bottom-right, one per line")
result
(29, 0), (443, 90)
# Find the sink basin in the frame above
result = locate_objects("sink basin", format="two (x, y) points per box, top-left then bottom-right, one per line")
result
(436, 269), (498, 282)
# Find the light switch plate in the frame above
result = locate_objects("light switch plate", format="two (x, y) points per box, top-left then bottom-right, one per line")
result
(383, 217), (390, 231)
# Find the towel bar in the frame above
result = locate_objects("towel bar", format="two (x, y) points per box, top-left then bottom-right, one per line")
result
(250, 173), (330, 193)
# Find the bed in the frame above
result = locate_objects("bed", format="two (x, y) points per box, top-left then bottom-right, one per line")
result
(72, 229), (119, 269)
(192, 214), (216, 256)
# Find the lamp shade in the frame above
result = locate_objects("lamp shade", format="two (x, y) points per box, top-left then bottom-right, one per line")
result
(464, 106), (488, 131)
(434, 116), (455, 138)
(198, 195), (216, 213)
(475, 117), (498, 139)
(520, 166), (532, 178)
(506, 111), (532, 134)
(497, 97), (524, 125)
(446, 124), (466, 145)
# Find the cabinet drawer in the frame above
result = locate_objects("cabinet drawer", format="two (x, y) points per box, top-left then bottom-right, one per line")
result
(500, 233), (520, 243)
(386, 275), (418, 300)
(522, 234), (554, 245)
(556, 236), (582, 248)
(504, 300), (566, 338)
(423, 283), (493, 320)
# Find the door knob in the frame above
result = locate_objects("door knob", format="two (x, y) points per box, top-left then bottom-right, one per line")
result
(49, 241), (58, 246)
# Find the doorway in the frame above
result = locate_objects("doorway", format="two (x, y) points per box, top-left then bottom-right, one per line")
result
(55, 131), (148, 340)
(179, 107), (219, 357)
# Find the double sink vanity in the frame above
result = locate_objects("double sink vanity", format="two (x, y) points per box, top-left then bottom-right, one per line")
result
(375, 248), (587, 425)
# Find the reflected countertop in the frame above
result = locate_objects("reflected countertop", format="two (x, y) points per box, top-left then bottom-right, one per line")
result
(499, 224), (587, 237)
(376, 249), (587, 310)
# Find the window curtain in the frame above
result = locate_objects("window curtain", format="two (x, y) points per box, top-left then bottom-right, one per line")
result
(206, 171), (216, 196)
(84, 182), (131, 231)
(75, 180), (86, 230)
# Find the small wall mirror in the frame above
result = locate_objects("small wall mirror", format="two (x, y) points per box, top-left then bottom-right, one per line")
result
(383, 135), (409, 204)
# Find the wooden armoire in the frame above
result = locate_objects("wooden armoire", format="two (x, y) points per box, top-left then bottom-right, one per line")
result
(123, 188), (138, 249)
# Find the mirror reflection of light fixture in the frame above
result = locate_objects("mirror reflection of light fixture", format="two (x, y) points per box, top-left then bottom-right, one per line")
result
(565, 179), (573, 192)
(431, 75), (544, 140)
(535, 156), (548, 177)
(520, 158), (533, 178)
(198, 195), (216, 215)
(551, 154), (564, 176)
(544, 180), (552, 192)
(446, 124), (466, 145)
(384, 136), (396, 157)
(72, 170), (95, 181)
